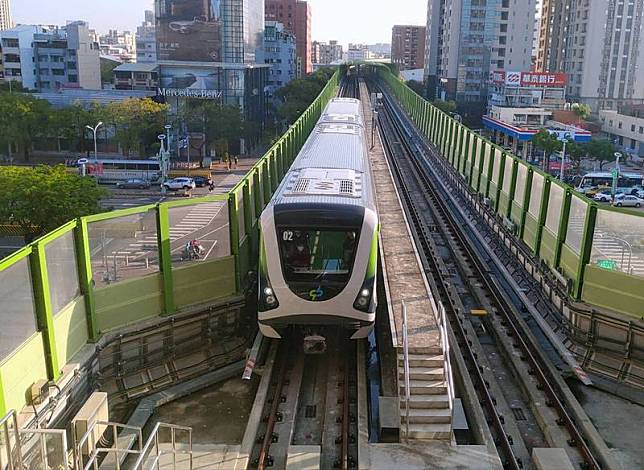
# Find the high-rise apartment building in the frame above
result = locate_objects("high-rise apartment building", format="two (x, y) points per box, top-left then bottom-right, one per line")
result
(265, 0), (312, 74)
(424, 0), (536, 109)
(136, 11), (156, 63)
(311, 40), (342, 65)
(0, 0), (11, 31)
(391, 25), (426, 70)
(262, 21), (297, 98)
(0, 21), (101, 91)
(536, 0), (644, 110)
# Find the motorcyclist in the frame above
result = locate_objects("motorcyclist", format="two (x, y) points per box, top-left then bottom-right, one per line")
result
(185, 239), (204, 259)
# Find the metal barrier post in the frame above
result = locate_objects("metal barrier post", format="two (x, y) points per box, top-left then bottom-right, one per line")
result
(157, 203), (176, 316)
(30, 241), (61, 380)
(574, 204), (597, 299)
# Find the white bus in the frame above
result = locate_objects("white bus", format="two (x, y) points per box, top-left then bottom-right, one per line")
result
(80, 158), (162, 184)
(575, 172), (643, 194)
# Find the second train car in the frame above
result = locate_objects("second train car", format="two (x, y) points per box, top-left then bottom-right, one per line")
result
(258, 98), (378, 346)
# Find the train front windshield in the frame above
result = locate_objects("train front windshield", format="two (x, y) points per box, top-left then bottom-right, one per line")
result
(278, 228), (359, 301)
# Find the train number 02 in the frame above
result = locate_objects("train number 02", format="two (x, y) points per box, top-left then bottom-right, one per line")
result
(283, 231), (293, 241)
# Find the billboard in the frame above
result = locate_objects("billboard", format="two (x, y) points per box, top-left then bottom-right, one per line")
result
(156, 0), (223, 62)
(520, 72), (567, 87)
(490, 70), (567, 88)
(158, 66), (225, 100)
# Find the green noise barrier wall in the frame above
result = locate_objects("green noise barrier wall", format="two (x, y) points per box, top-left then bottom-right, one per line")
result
(374, 64), (644, 321)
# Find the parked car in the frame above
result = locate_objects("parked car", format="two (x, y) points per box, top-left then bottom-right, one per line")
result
(612, 195), (643, 208)
(116, 178), (151, 190)
(628, 185), (644, 196)
(163, 177), (196, 191)
(593, 190), (624, 202)
(193, 176), (209, 188)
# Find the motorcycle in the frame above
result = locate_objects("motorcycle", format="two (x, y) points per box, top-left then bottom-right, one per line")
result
(183, 241), (205, 260)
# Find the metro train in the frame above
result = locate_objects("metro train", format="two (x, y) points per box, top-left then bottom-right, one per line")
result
(257, 98), (378, 347)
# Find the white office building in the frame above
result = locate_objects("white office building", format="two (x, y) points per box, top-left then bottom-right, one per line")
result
(0, 21), (101, 91)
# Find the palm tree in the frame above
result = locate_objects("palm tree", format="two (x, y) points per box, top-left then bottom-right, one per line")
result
(571, 103), (592, 124)
(532, 129), (562, 173)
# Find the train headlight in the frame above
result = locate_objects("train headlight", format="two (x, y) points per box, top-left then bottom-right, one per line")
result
(354, 287), (372, 312)
(262, 287), (279, 309)
(264, 288), (278, 307)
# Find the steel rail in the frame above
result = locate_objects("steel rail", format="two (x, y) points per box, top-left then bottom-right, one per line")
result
(375, 88), (521, 470)
(257, 340), (291, 470)
(340, 340), (351, 470)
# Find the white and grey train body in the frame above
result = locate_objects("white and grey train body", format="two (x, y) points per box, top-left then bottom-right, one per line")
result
(258, 98), (379, 341)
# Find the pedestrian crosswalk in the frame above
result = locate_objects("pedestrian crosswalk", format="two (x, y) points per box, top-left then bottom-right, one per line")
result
(566, 218), (644, 276)
(106, 202), (225, 268)
(591, 234), (644, 276)
(168, 202), (225, 242)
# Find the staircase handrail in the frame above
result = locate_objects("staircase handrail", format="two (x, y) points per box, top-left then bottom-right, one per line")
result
(74, 420), (143, 470)
(131, 421), (193, 470)
(0, 410), (22, 470)
(402, 300), (411, 442)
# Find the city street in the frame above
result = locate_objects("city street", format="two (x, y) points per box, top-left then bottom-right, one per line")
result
(90, 168), (253, 286)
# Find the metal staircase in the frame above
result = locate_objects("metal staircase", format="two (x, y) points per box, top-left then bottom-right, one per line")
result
(1, 409), (194, 470)
(398, 301), (454, 441)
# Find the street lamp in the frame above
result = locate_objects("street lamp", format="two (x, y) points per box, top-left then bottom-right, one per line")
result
(559, 132), (572, 182)
(85, 122), (103, 160)
(164, 124), (172, 156)
(158, 134), (168, 194)
(611, 151), (622, 202)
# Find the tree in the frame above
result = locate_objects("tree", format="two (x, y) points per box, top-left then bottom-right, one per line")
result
(0, 92), (52, 161)
(571, 102), (591, 124)
(406, 80), (425, 98)
(105, 98), (169, 157)
(47, 102), (106, 154)
(274, 68), (335, 125)
(182, 101), (246, 160)
(532, 129), (562, 172)
(565, 139), (585, 173)
(0, 165), (107, 240)
(432, 100), (457, 114)
(585, 139), (617, 170)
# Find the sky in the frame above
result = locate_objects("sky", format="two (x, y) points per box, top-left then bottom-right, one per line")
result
(12, 0), (428, 46)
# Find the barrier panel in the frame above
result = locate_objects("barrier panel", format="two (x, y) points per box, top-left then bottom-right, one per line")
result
(498, 155), (515, 218)
(375, 64), (644, 319)
(0, 252), (38, 362)
(511, 162), (529, 227)
(86, 208), (159, 287)
(0, 70), (340, 417)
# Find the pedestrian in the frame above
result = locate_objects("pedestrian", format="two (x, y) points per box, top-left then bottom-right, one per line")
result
(234, 156), (239, 167)
(208, 175), (214, 192)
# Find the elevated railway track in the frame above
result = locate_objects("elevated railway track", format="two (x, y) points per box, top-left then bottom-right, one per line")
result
(371, 78), (613, 469)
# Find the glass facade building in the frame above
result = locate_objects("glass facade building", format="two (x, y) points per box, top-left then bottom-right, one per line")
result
(155, 0), (268, 120)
